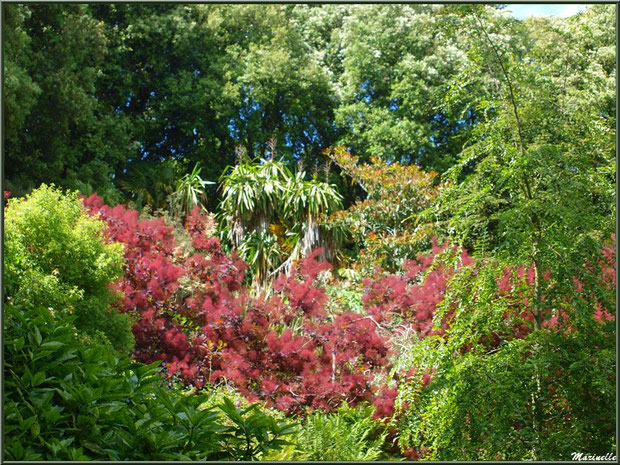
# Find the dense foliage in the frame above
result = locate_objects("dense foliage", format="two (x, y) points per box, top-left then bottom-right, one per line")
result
(83, 194), (388, 413)
(3, 3), (616, 462)
(4, 304), (295, 461)
(265, 403), (389, 461)
(395, 240), (616, 460)
(327, 146), (440, 270)
(4, 185), (132, 352)
(7, 4), (612, 205)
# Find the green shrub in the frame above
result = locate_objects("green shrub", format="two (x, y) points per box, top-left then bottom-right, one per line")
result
(4, 184), (133, 352)
(265, 403), (388, 461)
(3, 304), (296, 461)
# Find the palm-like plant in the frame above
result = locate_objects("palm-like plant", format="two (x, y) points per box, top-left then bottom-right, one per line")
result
(238, 229), (284, 285)
(220, 156), (342, 283)
(220, 158), (289, 246)
(280, 172), (343, 274)
(220, 161), (263, 248)
(169, 163), (215, 219)
(301, 177), (343, 252)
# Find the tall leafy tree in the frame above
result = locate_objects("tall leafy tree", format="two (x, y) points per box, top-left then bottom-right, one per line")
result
(524, 4), (616, 122)
(333, 4), (495, 172)
(3, 4), (40, 154)
(86, 4), (343, 206)
(3, 4), (131, 201)
(90, 3), (239, 197)
(396, 5), (615, 460)
(224, 5), (340, 169)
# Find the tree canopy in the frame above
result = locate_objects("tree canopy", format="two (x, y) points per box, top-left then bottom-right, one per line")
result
(5, 3), (614, 208)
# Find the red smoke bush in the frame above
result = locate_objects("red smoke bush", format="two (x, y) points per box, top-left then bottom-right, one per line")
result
(362, 240), (470, 337)
(83, 197), (390, 412)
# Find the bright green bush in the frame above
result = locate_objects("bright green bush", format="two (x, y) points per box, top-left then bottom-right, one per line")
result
(4, 184), (133, 352)
(3, 304), (296, 461)
(395, 256), (616, 460)
(264, 403), (388, 461)
(397, 328), (616, 460)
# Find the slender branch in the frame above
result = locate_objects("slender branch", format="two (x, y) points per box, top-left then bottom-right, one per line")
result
(349, 314), (384, 330)
(473, 12), (536, 204)
(473, 10), (544, 337)
(474, 13), (526, 158)
(560, 45), (571, 116)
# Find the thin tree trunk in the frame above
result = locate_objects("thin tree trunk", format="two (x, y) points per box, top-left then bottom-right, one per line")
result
(475, 12), (546, 458)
